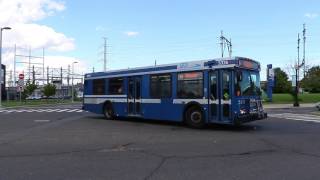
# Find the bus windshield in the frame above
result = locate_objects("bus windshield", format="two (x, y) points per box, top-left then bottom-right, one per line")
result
(236, 70), (261, 96)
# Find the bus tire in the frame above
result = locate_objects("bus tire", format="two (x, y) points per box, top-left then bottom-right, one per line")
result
(103, 102), (114, 120)
(185, 105), (205, 128)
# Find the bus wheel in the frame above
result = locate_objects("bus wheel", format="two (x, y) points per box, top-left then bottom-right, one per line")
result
(103, 103), (114, 120)
(185, 106), (205, 128)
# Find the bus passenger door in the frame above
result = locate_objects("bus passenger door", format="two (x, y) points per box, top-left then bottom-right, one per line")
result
(219, 70), (232, 122)
(127, 77), (142, 115)
(209, 70), (232, 123)
(209, 71), (219, 122)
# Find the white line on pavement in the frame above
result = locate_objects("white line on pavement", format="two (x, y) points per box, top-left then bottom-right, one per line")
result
(269, 113), (320, 123)
(34, 120), (51, 122)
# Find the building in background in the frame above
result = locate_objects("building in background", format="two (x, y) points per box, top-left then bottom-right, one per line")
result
(1, 64), (6, 100)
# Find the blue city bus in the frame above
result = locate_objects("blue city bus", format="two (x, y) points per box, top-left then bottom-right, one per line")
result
(83, 57), (267, 128)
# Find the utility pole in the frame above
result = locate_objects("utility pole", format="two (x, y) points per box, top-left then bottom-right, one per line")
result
(67, 65), (70, 87)
(9, 70), (12, 87)
(220, 30), (232, 58)
(220, 31), (224, 58)
(7, 70), (13, 101)
(51, 69), (53, 82)
(32, 65), (35, 84)
(0, 26), (12, 108)
(229, 38), (232, 58)
(14, 44), (16, 86)
(42, 48), (45, 85)
(302, 23), (306, 78)
(103, 37), (107, 72)
(60, 67), (63, 84)
(71, 61), (78, 103)
(294, 33), (301, 107)
(47, 66), (49, 84)
(28, 47), (31, 81)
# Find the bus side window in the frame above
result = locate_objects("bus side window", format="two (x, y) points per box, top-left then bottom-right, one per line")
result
(177, 72), (203, 99)
(109, 78), (124, 94)
(93, 79), (105, 95)
(150, 74), (171, 98)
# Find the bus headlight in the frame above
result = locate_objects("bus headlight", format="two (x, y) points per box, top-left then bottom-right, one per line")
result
(240, 109), (247, 115)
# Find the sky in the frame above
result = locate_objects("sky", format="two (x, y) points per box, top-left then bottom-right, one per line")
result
(1, 0), (320, 81)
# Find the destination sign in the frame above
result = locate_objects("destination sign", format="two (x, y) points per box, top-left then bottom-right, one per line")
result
(205, 58), (260, 70)
(239, 59), (260, 70)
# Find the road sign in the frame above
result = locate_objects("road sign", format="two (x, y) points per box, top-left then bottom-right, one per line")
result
(267, 64), (273, 102)
(292, 75), (297, 87)
(19, 74), (24, 80)
(17, 86), (24, 92)
(18, 79), (24, 86)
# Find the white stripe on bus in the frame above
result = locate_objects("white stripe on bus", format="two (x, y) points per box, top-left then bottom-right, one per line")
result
(172, 99), (208, 105)
(141, 99), (161, 104)
(84, 98), (232, 105)
(221, 100), (231, 104)
(84, 98), (127, 104)
(84, 95), (127, 98)
(209, 99), (219, 104)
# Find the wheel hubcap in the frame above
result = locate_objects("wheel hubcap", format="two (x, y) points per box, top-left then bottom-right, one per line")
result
(105, 109), (111, 118)
(190, 111), (202, 123)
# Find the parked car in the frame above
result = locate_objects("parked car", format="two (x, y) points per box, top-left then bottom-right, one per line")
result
(26, 96), (42, 100)
(316, 102), (320, 111)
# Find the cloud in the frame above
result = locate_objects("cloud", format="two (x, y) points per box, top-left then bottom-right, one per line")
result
(0, 0), (73, 52)
(0, 0), (81, 78)
(4, 23), (75, 52)
(124, 31), (139, 37)
(0, 0), (65, 24)
(304, 13), (318, 19)
(46, 0), (65, 11)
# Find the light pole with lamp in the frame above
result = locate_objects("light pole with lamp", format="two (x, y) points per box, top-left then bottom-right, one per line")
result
(71, 61), (78, 103)
(0, 27), (11, 108)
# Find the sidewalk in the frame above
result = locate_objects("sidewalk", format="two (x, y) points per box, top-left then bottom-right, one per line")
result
(263, 103), (317, 109)
(1, 102), (81, 109)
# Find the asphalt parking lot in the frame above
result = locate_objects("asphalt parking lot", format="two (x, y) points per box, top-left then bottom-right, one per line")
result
(0, 104), (320, 180)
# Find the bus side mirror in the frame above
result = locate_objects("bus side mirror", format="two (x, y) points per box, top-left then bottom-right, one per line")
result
(257, 88), (262, 96)
(237, 71), (242, 81)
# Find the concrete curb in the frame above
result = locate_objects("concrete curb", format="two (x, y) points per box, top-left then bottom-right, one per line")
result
(263, 103), (317, 109)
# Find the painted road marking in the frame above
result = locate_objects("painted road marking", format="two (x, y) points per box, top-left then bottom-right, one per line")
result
(0, 109), (86, 114)
(34, 120), (51, 122)
(269, 113), (320, 123)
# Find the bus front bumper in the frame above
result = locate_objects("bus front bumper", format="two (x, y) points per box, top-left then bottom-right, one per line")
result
(235, 111), (267, 124)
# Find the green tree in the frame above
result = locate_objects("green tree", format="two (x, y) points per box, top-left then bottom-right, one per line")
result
(301, 66), (320, 93)
(24, 83), (37, 97)
(42, 84), (56, 98)
(273, 67), (292, 93)
(20, 82), (38, 101)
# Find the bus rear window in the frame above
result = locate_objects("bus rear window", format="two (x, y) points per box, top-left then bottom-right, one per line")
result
(109, 78), (123, 94)
(93, 79), (105, 95)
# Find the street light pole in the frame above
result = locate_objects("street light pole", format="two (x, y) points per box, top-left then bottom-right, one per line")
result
(0, 27), (11, 108)
(71, 61), (78, 103)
